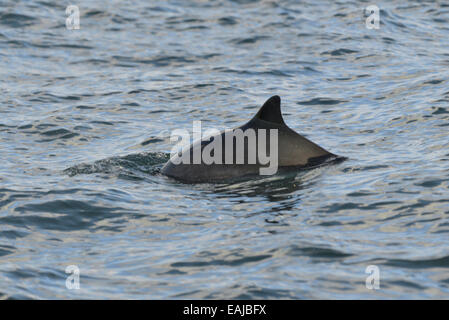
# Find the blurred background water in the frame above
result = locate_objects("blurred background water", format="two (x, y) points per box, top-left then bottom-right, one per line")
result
(0, 0), (448, 299)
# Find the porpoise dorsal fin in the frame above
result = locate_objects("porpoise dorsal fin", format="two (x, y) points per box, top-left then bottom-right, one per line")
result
(252, 95), (285, 125)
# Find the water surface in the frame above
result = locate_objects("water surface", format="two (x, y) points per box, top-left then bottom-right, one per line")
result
(1, 0), (449, 299)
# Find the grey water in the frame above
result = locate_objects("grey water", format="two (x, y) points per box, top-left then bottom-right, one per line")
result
(0, 0), (449, 299)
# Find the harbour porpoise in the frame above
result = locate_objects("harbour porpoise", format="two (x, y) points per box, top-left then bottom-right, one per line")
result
(161, 95), (344, 183)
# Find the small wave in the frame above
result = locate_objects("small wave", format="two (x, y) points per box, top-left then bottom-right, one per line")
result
(0, 13), (37, 28)
(229, 0), (261, 4)
(432, 107), (449, 115)
(230, 35), (270, 45)
(217, 67), (292, 77)
(171, 254), (271, 268)
(229, 286), (297, 300)
(4, 200), (135, 231)
(64, 152), (169, 179)
(38, 128), (79, 142)
(297, 97), (347, 105)
(41, 128), (72, 136)
(287, 245), (352, 259)
(385, 256), (449, 269)
(0, 245), (15, 257)
(217, 16), (238, 26)
(321, 48), (358, 56)
(84, 10), (106, 18)
(141, 137), (164, 146)
(111, 55), (195, 67)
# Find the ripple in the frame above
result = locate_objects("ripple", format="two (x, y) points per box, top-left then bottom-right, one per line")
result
(287, 246), (352, 259)
(217, 16), (238, 26)
(424, 79), (444, 85)
(41, 128), (72, 136)
(0, 13), (37, 28)
(321, 48), (358, 56)
(171, 254), (271, 268)
(229, 286), (297, 299)
(38, 128), (79, 141)
(415, 179), (444, 188)
(230, 35), (270, 45)
(432, 107), (449, 115)
(385, 256), (449, 269)
(0, 230), (28, 240)
(141, 137), (164, 146)
(0, 245), (15, 257)
(3, 200), (133, 231)
(112, 55), (195, 67)
(297, 98), (347, 105)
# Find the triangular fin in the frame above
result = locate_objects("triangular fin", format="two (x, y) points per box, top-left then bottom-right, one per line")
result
(252, 95), (285, 125)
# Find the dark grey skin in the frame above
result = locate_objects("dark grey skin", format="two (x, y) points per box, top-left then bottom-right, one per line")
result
(161, 95), (343, 183)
